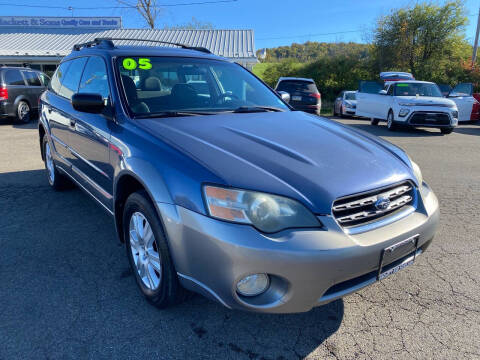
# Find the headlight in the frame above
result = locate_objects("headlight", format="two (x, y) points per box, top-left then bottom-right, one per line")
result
(408, 157), (423, 185)
(451, 110), (458, 119)
(203, 185), (321, 233)
(399, 108), (410, 117)
(345, 102), (354, 108)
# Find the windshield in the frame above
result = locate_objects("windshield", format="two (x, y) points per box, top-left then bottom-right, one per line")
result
(116, 56), (289, 115)
(345, 92), (356, 100)
(394, 83), (442, 97)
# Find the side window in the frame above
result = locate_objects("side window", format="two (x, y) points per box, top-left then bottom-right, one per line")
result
(49, 62), (71, 95)
(4, 69), (25, 86)
(58, 57), (88, 100)
(23, 71), (42, 86)
(78, 56), (110, 99)
(39, 73), (50, 87)
(387, 85), (394, 96)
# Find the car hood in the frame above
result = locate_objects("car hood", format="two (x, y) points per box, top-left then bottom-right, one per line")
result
(395, 96), (456, 107)
(140, 112), (414, 214)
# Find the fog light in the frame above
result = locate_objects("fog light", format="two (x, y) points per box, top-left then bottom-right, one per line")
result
(236, 274), (269, 296)
(399, 108), (410, 117)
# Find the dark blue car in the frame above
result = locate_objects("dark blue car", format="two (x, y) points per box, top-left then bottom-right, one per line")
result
(38, 38), (439, 313)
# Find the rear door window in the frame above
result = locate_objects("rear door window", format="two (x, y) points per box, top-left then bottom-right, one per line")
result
(23, 71), (42, 86)
(58, 57), (88, 100)
(277, 80), (318, 94)
(49, 62), (71, 95)
(4, 69), (26, 86)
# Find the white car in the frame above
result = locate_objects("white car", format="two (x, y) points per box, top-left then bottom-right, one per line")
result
(333, 90), (357, 117)
(356, 80), (458, 134)
(445, 83), (479, 122)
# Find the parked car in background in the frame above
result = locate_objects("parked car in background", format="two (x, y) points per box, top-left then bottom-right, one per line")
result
(356, 80), (458, 134)
(39, 38), (439, 313)
(333, 90), (357, 117)
(446, 83), (480, 122)
(275, 77), (321, 115)
(0, 66), (49, 123)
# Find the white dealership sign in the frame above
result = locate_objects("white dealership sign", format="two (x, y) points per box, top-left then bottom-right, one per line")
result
(0, 16), (122, 29)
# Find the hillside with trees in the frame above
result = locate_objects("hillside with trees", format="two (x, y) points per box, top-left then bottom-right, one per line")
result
(254, 1), (480, 107)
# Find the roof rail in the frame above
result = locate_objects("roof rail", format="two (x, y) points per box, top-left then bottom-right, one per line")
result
(72, 37), (211, 54)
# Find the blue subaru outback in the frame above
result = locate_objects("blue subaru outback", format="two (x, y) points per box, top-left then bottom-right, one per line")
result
(38, 38), (439, 313)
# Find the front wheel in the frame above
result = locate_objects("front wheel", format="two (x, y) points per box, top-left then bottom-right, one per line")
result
(123, 190), (188, 308)
(441, 128), (454, 134)
(387, 111), (397, 131)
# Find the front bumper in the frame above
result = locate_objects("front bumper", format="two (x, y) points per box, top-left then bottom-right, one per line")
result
(158, 182), (439, 313)
(398, 109), (457, 128)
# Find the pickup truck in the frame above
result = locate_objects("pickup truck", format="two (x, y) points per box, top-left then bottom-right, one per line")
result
(356, 80), (458, 134)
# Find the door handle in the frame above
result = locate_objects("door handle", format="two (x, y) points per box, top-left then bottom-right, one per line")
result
(70, 119), (76, 128)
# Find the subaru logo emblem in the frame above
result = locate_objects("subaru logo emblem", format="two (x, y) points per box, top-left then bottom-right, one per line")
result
(375, 196), (390, 211)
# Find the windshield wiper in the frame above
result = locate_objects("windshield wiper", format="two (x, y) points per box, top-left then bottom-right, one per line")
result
(231, 106), (284, 113)
(135, 111), (217, 119)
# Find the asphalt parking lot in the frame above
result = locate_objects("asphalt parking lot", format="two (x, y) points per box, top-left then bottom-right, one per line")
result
(1, 116), (479, 359)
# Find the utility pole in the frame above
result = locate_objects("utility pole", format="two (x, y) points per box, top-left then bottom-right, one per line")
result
(472, 7), (480, 68)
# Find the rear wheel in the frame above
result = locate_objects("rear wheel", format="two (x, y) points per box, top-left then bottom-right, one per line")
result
(387, 111), (397, 131)
(123, 190), (188, 308)
(441, 128), (454, 134)
(42, 135), (71, 190)
(16, 101), (31, 123)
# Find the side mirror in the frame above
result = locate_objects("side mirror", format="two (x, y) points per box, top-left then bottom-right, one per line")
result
(72, 93), (105, 113)
(277, 91), (290, 103)
(378, 90), (388, 95)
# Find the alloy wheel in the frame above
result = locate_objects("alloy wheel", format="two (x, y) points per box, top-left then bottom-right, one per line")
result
(129, 212), (162, 290)
(45, 142), (55, 184)
(387, 113), (393, 128)
(18, 102), (30, 121)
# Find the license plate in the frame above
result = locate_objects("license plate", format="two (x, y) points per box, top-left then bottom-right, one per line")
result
(292, 96), (302, 101)
(378, 258), (414, 280)
(378, 235), (418, 280)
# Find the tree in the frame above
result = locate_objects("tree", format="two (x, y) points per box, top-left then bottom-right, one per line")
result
(118, 0), (161, 29)
(372, 1), (468, 80)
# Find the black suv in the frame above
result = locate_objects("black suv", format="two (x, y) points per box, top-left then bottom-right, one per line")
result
(274, 77), (321, 115)
(0, 66), (49, 122)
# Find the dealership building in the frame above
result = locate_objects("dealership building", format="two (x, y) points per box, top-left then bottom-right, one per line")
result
(0, 16), (257, 76)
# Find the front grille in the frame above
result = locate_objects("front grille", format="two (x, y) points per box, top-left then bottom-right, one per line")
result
(409, 112), (450, 126)
(332, 182), (416, 228)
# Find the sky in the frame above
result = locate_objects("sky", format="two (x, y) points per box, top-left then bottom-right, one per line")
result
(1, 0), (479, 49)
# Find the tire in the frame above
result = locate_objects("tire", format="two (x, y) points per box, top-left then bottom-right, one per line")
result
(16, 101), (31, 123)
(42, 135), (72, 190)
(123, 190), (188, 308)
(387, 111), (396, 131)
(441, 128), (454, 134)
(371, 118), (379, 126)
